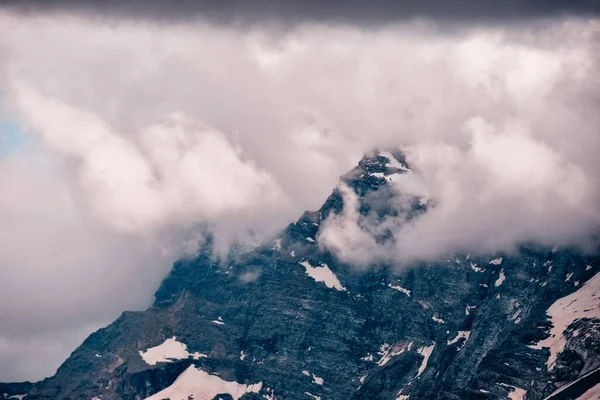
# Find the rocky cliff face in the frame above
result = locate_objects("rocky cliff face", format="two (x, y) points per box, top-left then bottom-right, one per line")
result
(13, 152), (600, 400)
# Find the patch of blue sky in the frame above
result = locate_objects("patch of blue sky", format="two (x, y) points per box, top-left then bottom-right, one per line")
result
(0, 91), (33, 156)
(0, 120), (28, 156)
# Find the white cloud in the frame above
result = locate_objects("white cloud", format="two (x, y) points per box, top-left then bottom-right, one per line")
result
(11, 83), (286, 233)
(383, 117), (598, 262)
(318, 184), (381, 265)
(0, 10), (598, 380)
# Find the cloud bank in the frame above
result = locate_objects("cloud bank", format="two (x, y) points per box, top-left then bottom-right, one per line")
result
(0, 7), (599, 380)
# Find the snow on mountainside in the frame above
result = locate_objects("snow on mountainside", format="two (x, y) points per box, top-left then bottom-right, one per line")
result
(8, 151), (600, 400)
(139, 337), (208, 365)
(300, 261), (346, 291)
(529, 273), (600, 369)
(145, 365), (263, 400)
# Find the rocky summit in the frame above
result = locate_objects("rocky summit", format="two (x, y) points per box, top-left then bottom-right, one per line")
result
(8, 152), (600, 400)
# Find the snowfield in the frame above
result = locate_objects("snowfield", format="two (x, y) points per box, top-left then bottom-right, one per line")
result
(144, 365), (262, 400)
(139, 337), (207, 365)
(139, 337), (190, 365)
(530, 273), (600, 369)
(300, 261), (346, 291)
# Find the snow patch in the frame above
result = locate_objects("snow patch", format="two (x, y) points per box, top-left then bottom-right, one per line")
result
(377, 343), (392, 366)
(139, 337), (190, 366)
(447, 331), (470, 346)
(145, 365), (262, 400)
(432, 315), (445, 324)
(263, 387), (276, 400)
(306, 237), (315, 243)
(508, 387), (527, 400)
(138, 337), (208, 365)
(304, 392), (321, 400)
(370, 170), (404, 184)
(495, 270), (506, 287)
(416, 344), (435, 377)
(531, 273), (600, 370)
(470, 262), (485, 272)
(489, 257), (503, 265)
(465, 305), (476, 315)
(565, 272), (573, 282)
(377, 342), (413, 366)
(300, 261), (346, 291)
(379, 151), (409, 171)
(388, 283), (411, 296)
(496, 383), (527, 400)
(312, 374), (324, 385)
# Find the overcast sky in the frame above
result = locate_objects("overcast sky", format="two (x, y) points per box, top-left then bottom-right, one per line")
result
(0, 1), (599, 382)
(3, 0), (599, 24)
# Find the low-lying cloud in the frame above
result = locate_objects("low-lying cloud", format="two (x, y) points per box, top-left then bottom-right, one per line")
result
(318, 118), (599, 266)
(0, 8), (599, 380)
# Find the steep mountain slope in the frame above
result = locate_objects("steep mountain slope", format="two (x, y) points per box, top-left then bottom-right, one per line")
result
(1, 382), (33, 400)
(15, 152), (600, 400)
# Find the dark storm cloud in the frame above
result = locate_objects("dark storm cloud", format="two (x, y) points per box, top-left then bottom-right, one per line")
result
(2, 0), (599, 24)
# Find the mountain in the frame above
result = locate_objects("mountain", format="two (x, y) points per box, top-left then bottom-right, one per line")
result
(8, 151), (600, 400)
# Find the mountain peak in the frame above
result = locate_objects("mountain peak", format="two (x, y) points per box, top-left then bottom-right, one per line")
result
(341, 150), (411, 194)
(14, 152), (600, 400)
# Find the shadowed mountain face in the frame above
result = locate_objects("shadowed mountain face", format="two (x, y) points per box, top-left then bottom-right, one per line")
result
(10, 152), (600, 400)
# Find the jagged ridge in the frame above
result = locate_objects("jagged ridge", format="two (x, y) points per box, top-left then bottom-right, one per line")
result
(10, 151), (600, 400)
